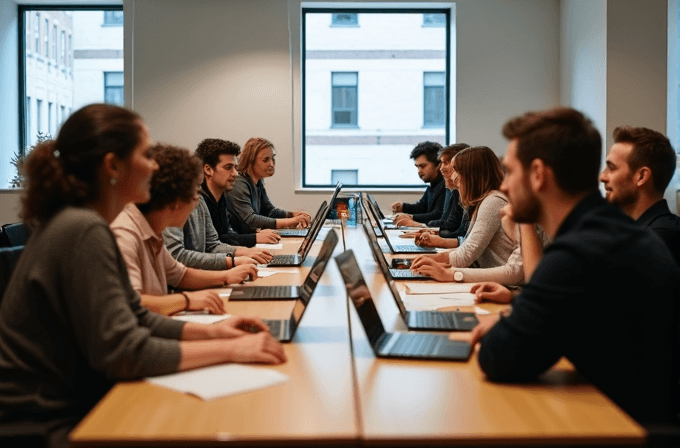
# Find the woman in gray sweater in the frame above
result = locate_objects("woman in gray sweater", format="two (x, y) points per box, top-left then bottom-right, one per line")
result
(0, 104), (286, 448)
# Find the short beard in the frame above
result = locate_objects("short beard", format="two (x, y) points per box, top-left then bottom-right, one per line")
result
(511, 192), (541, 224)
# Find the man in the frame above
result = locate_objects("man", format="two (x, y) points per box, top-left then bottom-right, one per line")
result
(195, 138), (280, 247)
(391, 141), (446, 227)
(472, 107), (679, 426)
(600, 126), (680, 263)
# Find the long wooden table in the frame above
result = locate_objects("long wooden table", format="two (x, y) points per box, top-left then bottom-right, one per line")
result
(69, 225), (645, 447)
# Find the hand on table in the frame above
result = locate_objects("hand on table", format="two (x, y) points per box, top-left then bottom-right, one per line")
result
(256, 229), (281, 244)
(225, 264), (259, 284)
(225, 331), (287, 364)
(184, 290), (226, 315)
(409, 257), (452, 282)
(470, 282), (513, 304)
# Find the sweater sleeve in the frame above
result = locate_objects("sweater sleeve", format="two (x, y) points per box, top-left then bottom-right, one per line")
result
(406, 183), (446, 224)
(453, 245), (524, 286)
(448, 194), (505, 268)
(228, 177), (279, 229)
(68, 225), (182, 379)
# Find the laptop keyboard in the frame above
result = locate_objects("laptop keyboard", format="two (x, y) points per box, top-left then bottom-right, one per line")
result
(412, 311), (456, 329)
(279, 229), (308, 237)
(247, 286), (292, 298)
(389, 333), (441, 356)
(392, 245), (435, 253)
(391, 269), (429, 280)
(269, 254), (298, 265)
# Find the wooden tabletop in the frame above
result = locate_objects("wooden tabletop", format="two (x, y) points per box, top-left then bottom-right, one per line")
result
(70, 224), (646, 447)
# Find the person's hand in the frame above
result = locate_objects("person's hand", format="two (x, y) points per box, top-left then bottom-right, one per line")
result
(184, 290), (226, 314)
(411, 251), (448, 268)
(409, 257), (452, 282)
(233, 256), (257, 266)
(225, 264), (258, 284)
(391, 202), (403, 213)
(282, 214), (310, 229)
(256, 229), (280, 244)
(393, 214), (419, 227)
(470, 282), (513, 304)
(236, 248), (272, 264)
(415, 232), (443, 247)
(211, 315), (271, 339)
(225, 331), (287, 364)
(470, 314), (502, 347)
(293, 211), (311, 227)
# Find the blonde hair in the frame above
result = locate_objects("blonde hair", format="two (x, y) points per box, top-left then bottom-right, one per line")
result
(237, 137), (275, 177)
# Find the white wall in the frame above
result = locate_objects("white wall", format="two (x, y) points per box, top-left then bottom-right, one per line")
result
(0, 0), (19, 194)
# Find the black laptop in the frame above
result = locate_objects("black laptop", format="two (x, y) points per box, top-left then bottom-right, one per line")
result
(229, 229), (338, 301)
(277, 183), (342, 238)
(334, 250), (471, 361)
(267, 202), (328, 267)
(366, 193), (397, 230)
(360, 214), (431, 281)
(363, 197), (436, 254)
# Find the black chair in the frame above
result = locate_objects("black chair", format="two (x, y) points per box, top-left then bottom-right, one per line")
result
(1, 223), (29, 247)
(0, 227), (10, 247)
(0, 245), (24, 301)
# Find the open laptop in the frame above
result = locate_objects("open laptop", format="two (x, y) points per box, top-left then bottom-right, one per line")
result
(361, 216), (431, 281)
(366, 193), (397, 230)
(278, 182), (342, 237)
(370, 241), (479, 331)
(267, 201), (328, 267)
(363, 197), (436, 254)
(334, 250), (471, 361)
(229, 229), (338, 300)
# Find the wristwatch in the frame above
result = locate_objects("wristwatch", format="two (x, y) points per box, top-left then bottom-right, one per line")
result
(453, 271), (464, 282)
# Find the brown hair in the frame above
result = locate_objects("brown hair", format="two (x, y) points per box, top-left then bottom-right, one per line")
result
(136, 144), (203, 214)
(613, 126), (676, 194)
(502, 107), (601, 195)
(195, 138), (241, 168)
(453, 146), (504, 208)
(439, 143), (470, 161)
(237, 137), (275, 176)
(22, 103), (144, 227)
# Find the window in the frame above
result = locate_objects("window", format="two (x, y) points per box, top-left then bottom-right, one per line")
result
(103, 10), (124, 26)
(331, 13), (358, 26)
(424, 72), (445, 127)
(19, 7), (124, 157)
(303, 8), (452, 188)
(331, 72), (358, 127)
(423, 13), (446, 27)
(104, 72), (124, 105)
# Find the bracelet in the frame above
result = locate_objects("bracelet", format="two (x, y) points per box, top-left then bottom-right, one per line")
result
(228, 253), (235, 269)
(181, 292), (190, 311)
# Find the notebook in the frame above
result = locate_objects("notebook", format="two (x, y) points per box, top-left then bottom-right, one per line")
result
(229, 229), (338, 301)
(277, 182), (342, 238)
(334, 250), (471, 361)
(363, 196), (436, 254)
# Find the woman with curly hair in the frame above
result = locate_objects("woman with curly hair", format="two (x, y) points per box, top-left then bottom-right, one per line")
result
(227, 137), (310, 233)
(111, 143), (259, 316)
(411, 146), (523, 286)
(0, 104), (286, 448)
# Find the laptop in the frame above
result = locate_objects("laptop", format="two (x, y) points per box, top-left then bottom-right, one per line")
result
(334, 250), (471, 361)
(363, 197), (436, 254)
(267, 201), (328, 267)
(229, 229), (338, 301)
(277, 182), (342, 238)
(360, 215), (431, 281)
(366, 193), (396, 231)
(370, 240), (479, 331)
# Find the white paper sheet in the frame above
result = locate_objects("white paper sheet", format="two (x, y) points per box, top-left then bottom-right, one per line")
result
(172, 314), (233, 324)
(404, 282), (475, 295)
(474, 306), (491, 315)
(146, 364), (289, 400)
(402, 293), (476, 310)
(256, 243), (283, 250)
(216, 288), (233, 298)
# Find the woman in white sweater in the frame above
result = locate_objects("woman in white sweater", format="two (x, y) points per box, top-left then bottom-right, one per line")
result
(411, 146), (523, 286)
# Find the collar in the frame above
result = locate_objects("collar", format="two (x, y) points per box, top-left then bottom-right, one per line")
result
(429, 173), (444, 188)
(200, 180), (218, 204)
(554, 191), (606, 238)
(637, 199), (672, 225)
(124, 203), (164, 245)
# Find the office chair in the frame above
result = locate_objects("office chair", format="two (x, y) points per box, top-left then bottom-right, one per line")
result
(0, 245), (24, 301)
(1, 223), (29, 247)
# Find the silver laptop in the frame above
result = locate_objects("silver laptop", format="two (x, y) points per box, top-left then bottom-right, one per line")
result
(334, 249), (471, 361)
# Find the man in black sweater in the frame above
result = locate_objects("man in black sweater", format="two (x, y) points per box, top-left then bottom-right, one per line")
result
(391, 141), (445, 227)
(473, 107), (679, 426)
(600, 126), (680, 264)
(195, 138), (280, 247)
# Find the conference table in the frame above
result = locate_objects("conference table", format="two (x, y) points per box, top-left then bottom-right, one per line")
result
(69, 223), (645, 447)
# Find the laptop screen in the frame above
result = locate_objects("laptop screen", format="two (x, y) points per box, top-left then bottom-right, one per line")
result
(299, 228), (339, 305)
(298, 201), (328, 257)
(334, 249), (386, 347)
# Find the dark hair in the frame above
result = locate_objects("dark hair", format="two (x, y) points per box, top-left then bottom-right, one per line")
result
(613, 126), (676, 194)
(195, 138), (241, 168)
(439, 143), (470, 161)
(453, 146), (504, 208)
(22, 103), (144, 227)
(502, 107), (601, 195)
(410, 141), (443, 165)
(238, 137), (275, 176)
(136, 144), (202, 214)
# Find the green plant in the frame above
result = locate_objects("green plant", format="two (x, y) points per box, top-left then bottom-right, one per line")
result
(10, 132), (52, 188)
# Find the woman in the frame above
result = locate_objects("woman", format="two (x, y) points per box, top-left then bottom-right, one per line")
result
(226, 137), (310, 233)
(0, 104), (286, 448)
(411, 146), (523, 285)
(111, 144), (259, 316)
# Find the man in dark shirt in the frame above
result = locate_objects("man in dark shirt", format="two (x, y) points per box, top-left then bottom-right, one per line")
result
(600, 126), (680, 264)
(391, 141), (445, 226)
(195, 138), (280, 247)
(472, 107), (679, 426)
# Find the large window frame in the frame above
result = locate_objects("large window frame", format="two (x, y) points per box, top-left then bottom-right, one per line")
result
(301, 7), (452, 189)
(18, 4), (123, 156)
